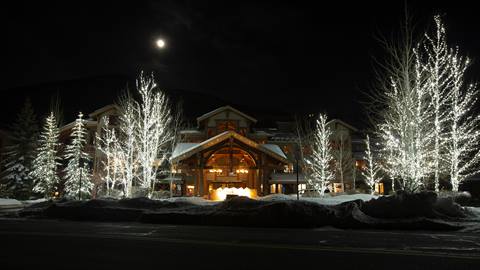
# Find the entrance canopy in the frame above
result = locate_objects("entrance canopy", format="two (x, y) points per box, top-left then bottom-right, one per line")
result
(170, 131), (288, 164)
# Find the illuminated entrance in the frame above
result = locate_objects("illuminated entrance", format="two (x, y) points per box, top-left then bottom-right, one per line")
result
(205, 147), (257, 200)
(170, 131), (289, 199)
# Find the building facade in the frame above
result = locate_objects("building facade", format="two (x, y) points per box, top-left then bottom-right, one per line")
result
(169, 106), (362, 198)
(59, 104), (364, 199)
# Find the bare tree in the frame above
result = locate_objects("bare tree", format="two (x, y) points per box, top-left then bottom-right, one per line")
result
(95, 116), (122, 197)
(117, 92), (138, 198)
(422, 15), (453, 191)
(134, 73), (173, 198)
(446, 48), (480, 191)
(306, 113), (335, 196)
(367, 12), (434, 192)
(332, 130), (354, 190)
(361, 135), (381, 194)
(167, 101), (185, 197)
(294, 115), (311, 178)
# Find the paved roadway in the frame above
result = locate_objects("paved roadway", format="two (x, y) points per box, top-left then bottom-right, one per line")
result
(0, 218), (479, 269)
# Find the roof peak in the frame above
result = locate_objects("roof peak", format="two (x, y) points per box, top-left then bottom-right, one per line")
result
(196, 105), (257, 125)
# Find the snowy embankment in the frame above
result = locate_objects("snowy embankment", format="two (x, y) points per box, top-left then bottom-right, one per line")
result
(259, 193), (379, 205)
(0, 198), (48, 212)
(0, 199), (23, 210)
(14, 192), (480, 230)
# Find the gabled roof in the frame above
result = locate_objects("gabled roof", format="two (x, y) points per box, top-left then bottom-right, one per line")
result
(262, 144), (287, 159)
(196, 105), (257, 125)
(171, 143), (199, 158)
(327, 119), (359, 132)
(89, 104), (120, 119)
(171, 130), (288, 164)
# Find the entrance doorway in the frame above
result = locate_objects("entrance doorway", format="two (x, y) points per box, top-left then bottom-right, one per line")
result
(205, 147), (257, 199)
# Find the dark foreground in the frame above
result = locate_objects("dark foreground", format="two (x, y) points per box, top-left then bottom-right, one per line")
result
(0, 218), (479, 270)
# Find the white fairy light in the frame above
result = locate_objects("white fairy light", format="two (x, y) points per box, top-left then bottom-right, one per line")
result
(63, 112), (93, 199)
(30, 112), (61, 198)
(306, 113), (335, 196)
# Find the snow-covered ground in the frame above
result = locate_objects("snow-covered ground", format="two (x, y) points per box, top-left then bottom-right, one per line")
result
(465, 206), (480, 221)
(3, 194), (479, 230)
(164, 196), (217, 206)
(259, 193), (378, 205)
(22, 198), (47, 205)
(0, 198), (47, 211)
(0, 198), (22, 207)
(157, 193), (379, 206)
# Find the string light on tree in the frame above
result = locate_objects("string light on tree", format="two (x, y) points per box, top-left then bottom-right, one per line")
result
(63, 112), (92, 200)
(30, 112), (61, 198)
(362, 135), (381, 195)
(422, 15), (452, 192)
(306, 113), (335, 196)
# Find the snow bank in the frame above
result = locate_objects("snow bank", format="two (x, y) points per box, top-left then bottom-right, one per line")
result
(303, 194), (378, 205)
(0, 198), (24, 214)
(164, 196), (217, 206)
(21, 198), (47, 205)
(258, 193), (378, 205)
(17, 192), (473, 230)
(0, 198), (22, 207)
(465, 207), (480, 220)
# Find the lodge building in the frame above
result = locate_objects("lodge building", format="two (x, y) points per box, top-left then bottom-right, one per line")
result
(59, 105), (364, 199)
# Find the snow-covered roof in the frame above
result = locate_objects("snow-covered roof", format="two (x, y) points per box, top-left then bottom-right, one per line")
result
(262, 144), (287, 159)
(170, 131), (288, 164)
(196, 105), (257, 124)
(172, 143), (200, 159)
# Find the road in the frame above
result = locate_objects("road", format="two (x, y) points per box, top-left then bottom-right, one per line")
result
(0, 218), (479, 269)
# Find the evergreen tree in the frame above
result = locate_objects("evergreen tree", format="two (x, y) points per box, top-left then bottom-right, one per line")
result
(64, 112), (92, 199)
(1, 98), (39, 199)
(30, 112), (61, 198)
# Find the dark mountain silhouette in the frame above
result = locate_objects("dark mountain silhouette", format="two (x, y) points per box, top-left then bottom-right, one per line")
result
(0, 75), (305, 130)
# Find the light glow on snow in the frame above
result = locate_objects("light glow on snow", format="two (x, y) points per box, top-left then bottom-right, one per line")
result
(210, 187), (257, 201)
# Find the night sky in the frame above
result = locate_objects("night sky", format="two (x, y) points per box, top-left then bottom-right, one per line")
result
(2, 1), (480, 128)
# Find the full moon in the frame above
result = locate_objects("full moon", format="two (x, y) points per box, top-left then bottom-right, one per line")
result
(156, 39), (165, 48)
